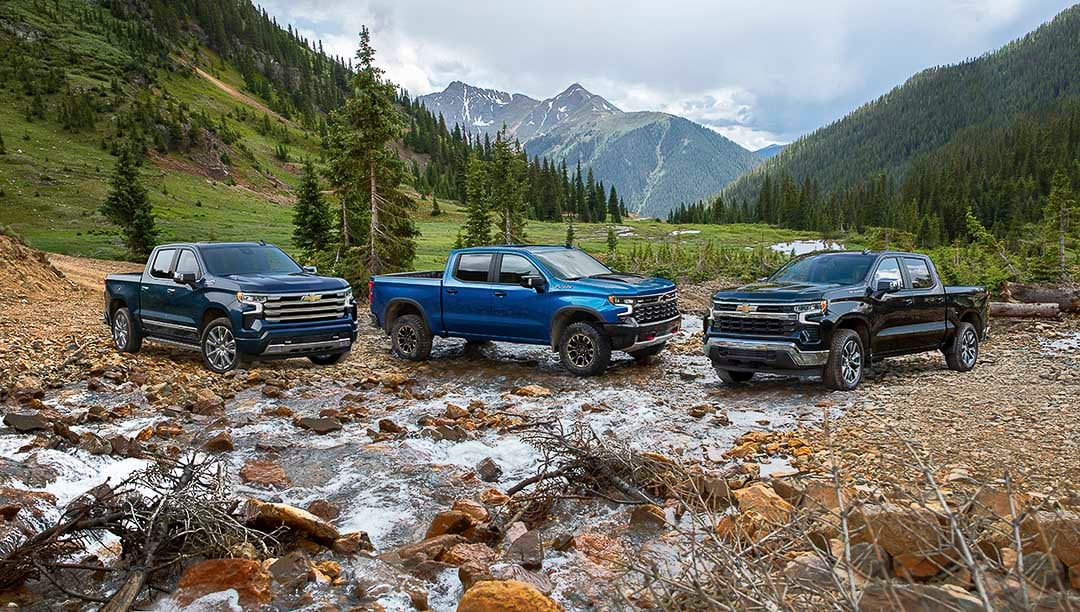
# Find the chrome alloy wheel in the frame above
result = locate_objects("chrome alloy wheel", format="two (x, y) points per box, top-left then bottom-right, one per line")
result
(840, 338), (862, 386)
(112, 311), (129, 349)
(566, 333), (596, 368)
(960, 328), (978, 368)
(205, 326), (237, 371)
(396, 324), (418, 355)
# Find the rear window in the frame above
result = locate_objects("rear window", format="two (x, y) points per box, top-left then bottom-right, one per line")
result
(904, 257), (934, 289)
(455, 254), (492, 283)
(149, 249), (176, 279)
(200, 245), (302, 276)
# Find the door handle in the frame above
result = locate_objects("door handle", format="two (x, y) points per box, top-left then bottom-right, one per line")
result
(902, 298), (913, 306)
(141, 286), (149, 291)
(446, 288), (458, 295)
(167, 288), (177, 294)
(493, 291), (507, 297)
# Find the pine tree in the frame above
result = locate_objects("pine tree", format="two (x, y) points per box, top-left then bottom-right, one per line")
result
(607, 185), (621, 222)
(489, 131), (528, 243)
(100, 145), (158, 259)
(463, 154), (491, 246)
(431, 194), (442, 216)
(453, 230), (465, 249)
(292, 158), (333, 255)
(606, 226), (618, 255)
(565, 216), (576, 247)
(324, 27), (417, 275)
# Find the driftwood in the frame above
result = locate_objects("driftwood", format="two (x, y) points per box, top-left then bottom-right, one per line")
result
(989, 302), (1059, 318)
(1001, 282), (1080, 312)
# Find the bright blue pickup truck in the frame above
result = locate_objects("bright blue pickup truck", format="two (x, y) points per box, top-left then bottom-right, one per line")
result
(104, 242), (358, 373)
(369, 245), (680, 376)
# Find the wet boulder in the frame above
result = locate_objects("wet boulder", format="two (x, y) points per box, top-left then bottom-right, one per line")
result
(203, 430), (234, 453)
(295, 416), (342, 434)
(426, 510), (474, 538)
(268, 550), (314, 589)
(306, 499), (340, 521)
(504, 529), (543, 570)
(3, 413), (49, 433)
(733, 483), (794, 525)
(11, 377), (45, 404)
(476, 457), (503, 482)
(511, 385), (552, 398)
(173, 558), (272, 610)
(190, 388), (224, 415)
(457, 579), (560, 612)
(239, 460), (291, 489)
(333, 531), (374, 555)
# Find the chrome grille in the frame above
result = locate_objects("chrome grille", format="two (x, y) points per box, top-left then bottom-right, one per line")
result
(263, 290), (350, 323)
(636, 292), (680, 324)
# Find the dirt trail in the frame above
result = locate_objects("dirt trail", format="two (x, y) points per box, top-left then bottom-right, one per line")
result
(192, 66), (296, 129)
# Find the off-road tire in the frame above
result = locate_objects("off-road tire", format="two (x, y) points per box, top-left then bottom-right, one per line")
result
(111, 307), (142, 353)
(823, 328), (864, 391)
(309, 352), (347, 366)
(390, 314), (432, 361)
(559, 321), (612, 376)
(714, 368), (754, 384)
(627, 342), (666, 364)
(200, 317), (243, 374)
(945, 322), (979, 372)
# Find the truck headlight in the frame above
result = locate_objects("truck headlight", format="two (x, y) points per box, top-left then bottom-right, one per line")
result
(792, 300), (827, 314)
(607, 295), (634, 316)
(236, 292), (268, 304)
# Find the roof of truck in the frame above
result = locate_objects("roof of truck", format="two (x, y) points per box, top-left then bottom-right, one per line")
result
(453, 244), (574, 253)
(152, 241), (279, 249)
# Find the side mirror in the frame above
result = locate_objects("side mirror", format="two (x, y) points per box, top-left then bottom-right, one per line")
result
(875, 279), (901, 294)
(520, 275), (546, 292)
(173, 271), (197, 285)
(303, 265), (318, 274)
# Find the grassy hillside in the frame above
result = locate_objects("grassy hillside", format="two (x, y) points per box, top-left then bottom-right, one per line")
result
(0, 0), (825, 277)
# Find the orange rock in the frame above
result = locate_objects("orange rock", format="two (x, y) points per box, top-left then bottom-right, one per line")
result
(243, 499), (340, 544)
(723, 442), (758, 459)
(239, 460), (291, 489)
(174, 559), (271, 610)
(456, 579), (560, 612)
(442, 542), (499, 567)
(511, 385), (552, 398)
(893, 553), (947, 580)
(1069, 563), (1080, 589)
(452, 499), (490, 523)
(733, 484), (794, 525)
(426, 510), (474, 538)
(479, 489), (510, 506)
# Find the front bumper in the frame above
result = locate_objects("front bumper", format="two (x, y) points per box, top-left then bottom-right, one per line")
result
(704, 336), (829, 374)
(236, 320), (358, 358)
(604, 315), (681, 352)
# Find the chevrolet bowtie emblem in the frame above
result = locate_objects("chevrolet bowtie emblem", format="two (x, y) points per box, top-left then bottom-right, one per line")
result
(300, 294), (321, 302)
(736, 303), (757, 313)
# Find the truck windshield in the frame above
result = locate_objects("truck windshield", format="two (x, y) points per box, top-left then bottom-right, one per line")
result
(532, 250), (612, 280)
(200, 245), (303, 276)
(769, 253), (875, 286)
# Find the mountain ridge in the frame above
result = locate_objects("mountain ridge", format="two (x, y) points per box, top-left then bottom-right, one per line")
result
(419, 81), (760, 217)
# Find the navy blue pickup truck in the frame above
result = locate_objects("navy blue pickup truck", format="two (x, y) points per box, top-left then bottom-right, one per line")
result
(704, 250), (988, 390)
(370, 246), (680, 376)
(104, 242), (357, 373)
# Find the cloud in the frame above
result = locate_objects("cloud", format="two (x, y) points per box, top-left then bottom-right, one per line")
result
(261, 0), (1070, 149)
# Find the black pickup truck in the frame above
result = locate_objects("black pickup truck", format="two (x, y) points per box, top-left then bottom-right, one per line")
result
(703, 251), (989, 390)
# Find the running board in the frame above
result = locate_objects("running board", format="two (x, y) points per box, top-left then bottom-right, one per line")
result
(145, 335), (200, 351)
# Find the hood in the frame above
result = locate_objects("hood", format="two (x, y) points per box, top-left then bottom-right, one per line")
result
(712, 281), (831, 302)
(227, 273), (349, 294)
(571, 273), (675, 296)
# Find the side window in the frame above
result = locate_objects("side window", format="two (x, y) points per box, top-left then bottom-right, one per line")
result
(454, 254), (492, 283)
(149, 249), (176, 279)
(872, 258), (903, 287)
(175, 250), (201, 278)
(497, 254), (539, 284)
(904, 257), (934, 289)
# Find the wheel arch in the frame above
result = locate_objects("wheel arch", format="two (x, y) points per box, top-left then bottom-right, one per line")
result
(550, 307), (604, 350)
(200, 306), (231, 333)
(833, 314), (871, 357)
(383, 298), (430, 333)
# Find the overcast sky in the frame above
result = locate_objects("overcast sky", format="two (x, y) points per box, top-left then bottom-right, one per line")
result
(261, 0), (1071, 150)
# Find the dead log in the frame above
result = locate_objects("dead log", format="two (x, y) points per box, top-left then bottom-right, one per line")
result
(1001, 282), (1080, 312)
(989, 302), (1059, 318)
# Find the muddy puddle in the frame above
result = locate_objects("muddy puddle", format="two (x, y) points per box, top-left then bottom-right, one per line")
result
(1, 315), (852, 610)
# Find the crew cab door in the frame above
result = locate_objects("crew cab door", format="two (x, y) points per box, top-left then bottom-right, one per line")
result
(138, 248), (178, 332)
(441, 253), (495, 337)
(487, 253), (550, 342)
(158, 248), (204, 344)
(899, 256), (947, 350)
(868, 256), (910, 355)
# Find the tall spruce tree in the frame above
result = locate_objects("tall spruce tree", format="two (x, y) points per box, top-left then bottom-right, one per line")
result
(489, 131), (528, 244)
(565, 215), (576, 247)
(607, 185), (621, 222)
(292, 158), (333, 255)
(325, 27), (417, 275)
(101, 145), (157, 259)
(463, 154), (491, 246)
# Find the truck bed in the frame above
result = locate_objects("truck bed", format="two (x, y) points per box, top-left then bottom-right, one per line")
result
(379, 270), (442, 279)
